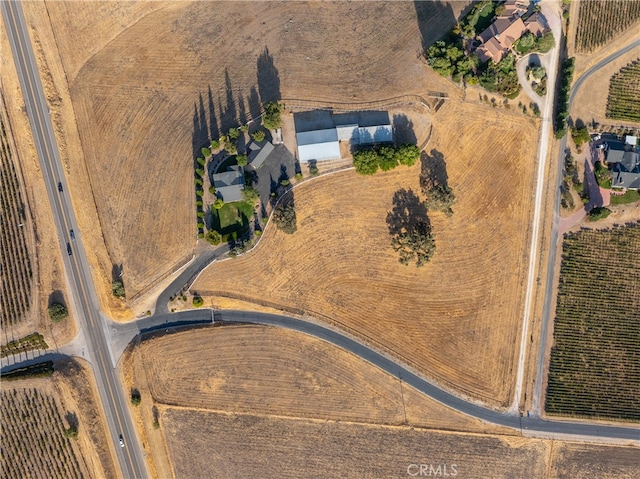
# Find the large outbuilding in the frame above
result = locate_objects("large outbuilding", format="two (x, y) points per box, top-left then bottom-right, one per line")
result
(296, 128), (341, 163)
(296, 123), (393, 163)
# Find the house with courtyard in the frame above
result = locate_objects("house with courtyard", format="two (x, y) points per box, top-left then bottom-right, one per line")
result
(212, 165), (245, 202)
(476, 0), (549, 63)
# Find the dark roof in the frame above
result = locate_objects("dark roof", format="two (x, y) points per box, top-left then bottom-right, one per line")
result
(248, 141), (274, 170)
(212, 165), (245, 202)
(611, 151), (640, 189)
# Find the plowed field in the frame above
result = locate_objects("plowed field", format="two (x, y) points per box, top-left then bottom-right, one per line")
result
(162, 409), (550, 479)
(134, 325), (510, 435)
(31, 0), (465, 304)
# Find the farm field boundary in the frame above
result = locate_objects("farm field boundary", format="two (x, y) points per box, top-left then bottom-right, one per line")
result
(282, 93), (438, 114)
(546, 222), (640, 422)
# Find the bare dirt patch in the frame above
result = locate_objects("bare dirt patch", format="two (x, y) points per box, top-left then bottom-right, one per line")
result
(162, 409), (550, 479)
(194, 100), (539, 407)
(29, 0), (465, 309)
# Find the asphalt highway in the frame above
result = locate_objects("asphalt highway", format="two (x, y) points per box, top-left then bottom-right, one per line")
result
(532, 36), (640, 415)
(1, 2), (146, 477)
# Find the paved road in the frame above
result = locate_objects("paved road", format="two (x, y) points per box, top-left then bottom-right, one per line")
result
(121, 309), (639, 443)
(532, 36), (640, 415)
(1, 2), (146, 478)
(154, 246), (228, 314)
(511, 0), (562, 413)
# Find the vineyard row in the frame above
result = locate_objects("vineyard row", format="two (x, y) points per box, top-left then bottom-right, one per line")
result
(0, 117), (33, 327)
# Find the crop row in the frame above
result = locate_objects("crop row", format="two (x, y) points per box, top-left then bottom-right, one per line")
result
(0, 117), (33, 328)
(575, 0), (640, 53)
(606, 59), (640, 123)
(1, 388), (86, 478)
(1, 332), (49, 358)
(546, 224), (640, 421)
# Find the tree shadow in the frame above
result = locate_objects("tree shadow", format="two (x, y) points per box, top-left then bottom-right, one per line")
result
(257, 46), (281, 103)
(413, 0), (458, 52)
(247, 86), (262, 122)
(65, 411), (78, 429)
(386, 188), (430, 236)
(47, 290), (65, 308)
(111, 264), (123, 285)
(207, 85), (220, 141)
(420, 149), (449, 190)
(219, 69), (237, 133)
(392, 114), (417, 145)
(192, 96), (209, 163)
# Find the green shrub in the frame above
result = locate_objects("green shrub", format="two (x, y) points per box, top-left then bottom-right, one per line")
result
(588, 207), (612, 221)
(197, 222), (205, 229)
(205, 230), (222, 245)
(131, 390), (141, 406)
(196, 189), (204, 197)
(251, 129), (266, 142)
(196, 157), (206, 166)
(280, 178), (290, 187)
(196, 200), (203, 207)
(64, 426), (78, 439)
(195, 168), (205, 177)
(255, 230), (262, 237)
(112, 281), (125, 298)
(240, 125), (249, 132)
(201, 147), (211, 157)
(236, 154), (248, 166)
(213, 198), (224, 209)
(197, 212), (204, 218)
(210, 139), (220, 150)
(192, 296), (204, 307)
(262, 101), (283, 130)
(194, 178), (203, 186)
(228, 128), (240, 141)
(295, 172), (303, 181)
(209, 186), (216, 195)
(48, 303), (68, 322)
(198, 232), (205, 239)
(309, 165), (319, 175)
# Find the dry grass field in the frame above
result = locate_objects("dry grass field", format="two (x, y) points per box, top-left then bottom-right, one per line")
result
(133, 325), (511, 435)
(162, 409), (550, 479)
(24, 0), (467, 312)
(194, 101), (539, 406)
(549, 442), (640, 479)
(0, 360), (116, 479)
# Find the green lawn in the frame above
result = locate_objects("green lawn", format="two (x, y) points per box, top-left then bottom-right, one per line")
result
(610, 189), (640, 205)
(211, 201), (254, 238)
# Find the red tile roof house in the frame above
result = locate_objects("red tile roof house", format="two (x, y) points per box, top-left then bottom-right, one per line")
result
(477, 16), (527, 63)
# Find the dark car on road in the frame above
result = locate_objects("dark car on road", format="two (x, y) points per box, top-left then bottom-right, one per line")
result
(70, 229), (75, 240)
(66, 243), (72, 256)
(58, 182), (63, 192)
